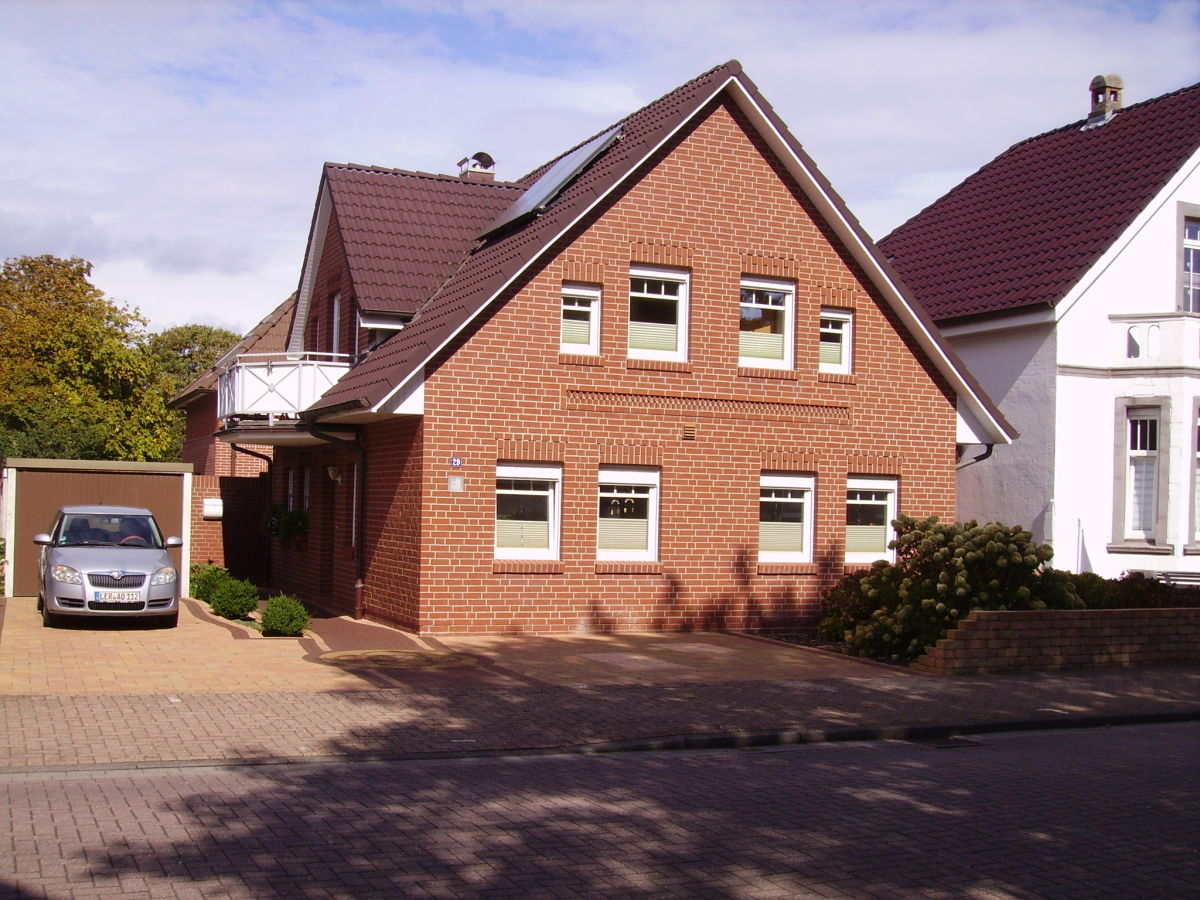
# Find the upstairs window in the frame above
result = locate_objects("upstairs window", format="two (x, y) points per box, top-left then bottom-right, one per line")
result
(628, 267), (688, 361)
(845, 476), (897, 564)
(819, 309), (853, 374)
(740, 278), (794, 369)
(1127, 410), (1159, 538)
(759, 473), (814, 562)
(560, 283), (601, 355)
(597, 466), (660, 561)
(495, 463), (562, 560)
(1184, 219), (1200, 313)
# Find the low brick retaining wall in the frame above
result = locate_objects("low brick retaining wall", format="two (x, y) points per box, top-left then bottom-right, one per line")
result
(912, 608), (1200, 674)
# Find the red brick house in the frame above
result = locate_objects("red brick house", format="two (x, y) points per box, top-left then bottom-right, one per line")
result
(204, 60), (1013, 634)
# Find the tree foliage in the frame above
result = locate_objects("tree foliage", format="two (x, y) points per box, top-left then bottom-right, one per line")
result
(0, 255), (188, 461)
(146, 323), (240, 396)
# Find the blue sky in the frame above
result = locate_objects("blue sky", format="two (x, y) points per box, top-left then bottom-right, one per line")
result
(1, 0), (1197, 334)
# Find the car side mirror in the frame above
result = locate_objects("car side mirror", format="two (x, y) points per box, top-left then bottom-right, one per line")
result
(165, 537), (183, 548)
(33, 533), (52, 546)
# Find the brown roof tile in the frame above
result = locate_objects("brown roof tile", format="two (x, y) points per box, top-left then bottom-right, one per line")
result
(879, 81), (1200, 323)
(326, 165), (520, 317)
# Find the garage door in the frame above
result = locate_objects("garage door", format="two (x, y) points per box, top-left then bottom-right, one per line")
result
(10, 468), (187, 598)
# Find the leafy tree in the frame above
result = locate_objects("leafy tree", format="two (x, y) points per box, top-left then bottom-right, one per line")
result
(0, 254), (177, 461)
(146, 324), (240, 396)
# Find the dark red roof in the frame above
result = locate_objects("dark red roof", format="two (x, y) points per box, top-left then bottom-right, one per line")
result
(879, 81), (1200, 323)
(311, 60), (744, 414)
(325, 165), (520, 318)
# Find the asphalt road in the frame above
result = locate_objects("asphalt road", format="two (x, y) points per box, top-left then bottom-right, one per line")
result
(3, 722), (1197, 899)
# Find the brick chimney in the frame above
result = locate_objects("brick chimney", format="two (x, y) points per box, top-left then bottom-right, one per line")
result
(458, 152), (496, 183)
(1089, 74), (1123, 120)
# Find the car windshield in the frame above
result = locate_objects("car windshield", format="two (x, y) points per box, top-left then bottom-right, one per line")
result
(56, 514), (163, 549)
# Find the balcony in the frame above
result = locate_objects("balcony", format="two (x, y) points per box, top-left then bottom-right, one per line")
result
(217, 352), (352, 422)
(1111, 313), (1200, 370)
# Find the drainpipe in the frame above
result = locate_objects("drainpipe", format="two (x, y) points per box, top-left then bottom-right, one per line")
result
(955, 444), (994, 470)
(232, 444), (274, 585)
(307, 425), (367, 619)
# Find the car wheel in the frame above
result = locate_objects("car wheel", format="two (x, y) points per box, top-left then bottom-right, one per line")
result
(158, 612), (179, 629)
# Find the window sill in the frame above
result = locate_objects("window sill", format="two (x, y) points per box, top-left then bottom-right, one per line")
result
(755, 562), (818, 575)
(559, 353), (603, 366)
(738, 366), (797, 380)
(625, 358), (691, 373)
(594, 561), (663, 575)
(1184, 544), (1200, 556)
(1106, 541), (1175, 556)
(818, 371), (856, 384)
(492, 560), (565, 574)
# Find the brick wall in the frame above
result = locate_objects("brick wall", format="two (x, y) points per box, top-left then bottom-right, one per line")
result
(190, 473), (270, 582)
(912, 608), (1200, 674)
(402, 97), (957, 634)
(179, 392), (272, 477)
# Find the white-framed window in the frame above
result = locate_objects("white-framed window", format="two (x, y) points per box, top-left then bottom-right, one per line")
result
(1183, 218), (1200, 313)
(560, 282), (601, 355)
(286, 469), (296, 511)
(845, 476), (897, 564)
(740, 277), (794, 369)
(1193, 414), (1200, 545)
(597, 466), (660, 561)
(330, 293), (341, 354)
(759, 472), (814, 562)
(1127, 409), (1160, 538)
(819, 308), (853, 374)
(495, 463), (562, 560)
(628, 267), (688, 361)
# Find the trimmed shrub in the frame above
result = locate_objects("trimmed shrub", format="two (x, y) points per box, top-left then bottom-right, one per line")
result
(260, 594), (309, 636)
(1069, 570), (1200, 609)
(819, 516), (1081, 663)
(190, 563), (231, 604)
(209, 576), (260, 620)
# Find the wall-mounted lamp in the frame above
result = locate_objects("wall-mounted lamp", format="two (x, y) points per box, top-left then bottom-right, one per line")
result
(326, 466), (342, 484)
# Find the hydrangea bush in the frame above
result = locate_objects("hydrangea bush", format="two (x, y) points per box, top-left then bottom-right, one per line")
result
(819, 516), (1081, 662)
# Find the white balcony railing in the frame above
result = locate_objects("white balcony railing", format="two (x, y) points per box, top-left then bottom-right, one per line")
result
(1111, 313), (1200, 369)
(217, 352), (352, 420)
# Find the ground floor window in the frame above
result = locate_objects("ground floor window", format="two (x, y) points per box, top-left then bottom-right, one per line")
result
(845, 476), (897, 564)
(597, 466), (659, 561)
(759, 472), (814, 562)
(495, 463), (562, 560)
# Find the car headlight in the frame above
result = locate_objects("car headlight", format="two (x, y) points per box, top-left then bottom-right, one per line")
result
(150, 566), (178, 585)
(51, 565), (82, 585)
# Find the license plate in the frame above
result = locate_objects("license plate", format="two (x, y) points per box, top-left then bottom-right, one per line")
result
(94, 590), (141, 603)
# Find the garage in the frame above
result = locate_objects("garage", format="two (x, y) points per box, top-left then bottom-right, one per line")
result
(1, 457), (192, 598)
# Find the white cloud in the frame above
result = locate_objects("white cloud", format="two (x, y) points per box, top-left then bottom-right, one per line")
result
(0, 0), (1196, 333)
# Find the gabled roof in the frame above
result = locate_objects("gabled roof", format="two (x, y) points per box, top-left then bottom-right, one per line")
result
(879, 81), (1200, 324)
(325, 165), (520, 317)
(169, 292), (297, 407)
(303, 59), (1015, 444)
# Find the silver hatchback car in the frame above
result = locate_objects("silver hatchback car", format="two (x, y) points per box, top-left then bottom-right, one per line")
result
(34, 505), (183, 628)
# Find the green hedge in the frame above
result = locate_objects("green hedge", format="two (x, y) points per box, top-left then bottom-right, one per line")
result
(190, 563), (232, 604)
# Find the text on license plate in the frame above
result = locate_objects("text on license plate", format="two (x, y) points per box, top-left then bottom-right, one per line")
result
(95, 590), (141, 603)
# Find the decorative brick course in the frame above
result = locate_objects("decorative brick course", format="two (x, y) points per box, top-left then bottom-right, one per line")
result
(912, 608), (1200, 674)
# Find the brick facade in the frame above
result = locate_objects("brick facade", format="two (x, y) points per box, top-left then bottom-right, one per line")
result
(269, 98), (959, 633)
(913, 608), (1200, 674)
(190, 473), (270, 581)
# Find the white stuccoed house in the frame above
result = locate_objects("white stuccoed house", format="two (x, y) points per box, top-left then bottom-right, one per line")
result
(881, 75), (1200, 578)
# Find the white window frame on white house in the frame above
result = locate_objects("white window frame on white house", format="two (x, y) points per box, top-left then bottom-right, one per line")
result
(628, 266), (689, 362)
(819, 308), (853, 374)
(759, 472), (814, 562)
(1182, 215), (1200, 313)
(845, 476), (897, 564)
(560, 282), (601, 355)
(1126, 408), (1160, 540)
(495, 463), (562, 560)
(740, 277), (794, 369)
(597, 466), (660, 561)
